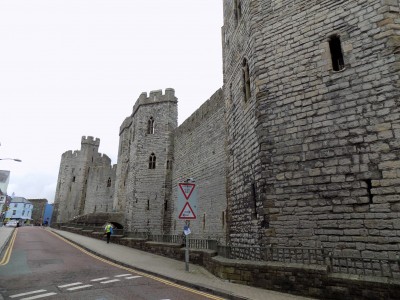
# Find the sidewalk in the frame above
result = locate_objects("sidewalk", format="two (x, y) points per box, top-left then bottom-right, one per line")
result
(48, 228), (313, 300)
(0, 226), (14, 257)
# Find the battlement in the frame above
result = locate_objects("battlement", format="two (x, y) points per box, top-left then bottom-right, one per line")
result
(62, 150), (79, 159)
(81, 136), (100, 147)
(131, 88), (177, 117)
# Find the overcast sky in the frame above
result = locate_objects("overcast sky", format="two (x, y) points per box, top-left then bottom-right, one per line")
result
(0, 0), (223, 203)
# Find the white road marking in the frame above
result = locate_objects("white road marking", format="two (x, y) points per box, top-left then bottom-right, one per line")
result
(91, 277), (110, 281)
(58, 282), (83, 288)
(125, 275), (142, 279)
(20, 293), (58, 300)
(66, 285), (92, 291)
(100, 279), (120, 284)
(10, 290), (47, 298)
(114, 274), (132, 277)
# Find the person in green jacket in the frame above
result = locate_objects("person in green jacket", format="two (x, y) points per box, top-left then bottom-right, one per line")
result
(104, 222), (113, 244)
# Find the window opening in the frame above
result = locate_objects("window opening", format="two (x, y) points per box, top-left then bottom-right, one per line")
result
(147, 199), (150, 210)
(107, 177), (111, 187)
(72, 176), (75, 182)
(166, 160), (172, 170)
(329, 35), (345, 71)
(147, 117), (155, 134)
(164, 200), (168, 211)
(365, 179), (373, 204)
(203, 213), (206, 230)
(222, 210), (225, 228)
(251, 182), (257, 219)
(149, 153), (156, 169)
(234, 0), (242, 24)
(242, 58), (251, 102)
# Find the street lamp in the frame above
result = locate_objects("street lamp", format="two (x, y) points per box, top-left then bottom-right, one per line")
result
(0, 158), (22, 162)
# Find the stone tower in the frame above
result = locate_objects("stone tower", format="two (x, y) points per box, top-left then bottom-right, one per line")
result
(113, 89), (178, 234)
(223, 0), (400, 259)
(53, 136), (115, 223)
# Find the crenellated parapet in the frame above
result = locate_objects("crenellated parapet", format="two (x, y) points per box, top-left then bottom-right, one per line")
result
(131, 88), (177, 117)
(61, 150), (79, 159)
(81, 136), (100, 147)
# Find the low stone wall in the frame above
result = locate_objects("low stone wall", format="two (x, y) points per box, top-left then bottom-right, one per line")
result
(58, 226), (400, 300)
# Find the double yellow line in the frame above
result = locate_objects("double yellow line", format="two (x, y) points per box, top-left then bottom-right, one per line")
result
(50, 230), (225, 300)
(0, 228), (18, 266)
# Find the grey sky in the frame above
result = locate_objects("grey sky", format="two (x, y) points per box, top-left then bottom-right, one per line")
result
(0, 0), (223, 202)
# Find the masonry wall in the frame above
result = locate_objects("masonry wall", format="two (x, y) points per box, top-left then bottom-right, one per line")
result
(171, 89), (227, 241)
(84, 157), (116, 214)
(223, 0), (400, 259)
(29, 199), (48, 225)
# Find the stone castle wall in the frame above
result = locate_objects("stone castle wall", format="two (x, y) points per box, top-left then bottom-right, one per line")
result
(84, 161), (116, 214)
(171, 89), (227, 240)
(53, 1), (400, 262)
(223, 0), (400, 259)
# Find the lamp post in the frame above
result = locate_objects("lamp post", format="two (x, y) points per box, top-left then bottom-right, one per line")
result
(0, 158), (22, 162)
(0, 157), (21, 226)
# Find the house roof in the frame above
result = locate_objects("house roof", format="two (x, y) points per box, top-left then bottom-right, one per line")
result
(10, 197), (32, 204)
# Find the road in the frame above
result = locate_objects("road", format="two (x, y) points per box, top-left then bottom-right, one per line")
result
(0, 227), (224, 300)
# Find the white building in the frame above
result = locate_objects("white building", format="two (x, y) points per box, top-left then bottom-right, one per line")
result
(5, 197), (33, 224)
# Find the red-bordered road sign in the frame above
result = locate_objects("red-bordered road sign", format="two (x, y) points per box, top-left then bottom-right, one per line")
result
(177, 182), (198, 220)
(179, 202), (196, 219)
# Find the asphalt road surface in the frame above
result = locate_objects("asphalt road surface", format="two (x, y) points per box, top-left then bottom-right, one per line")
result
(0, 227), (224, 300)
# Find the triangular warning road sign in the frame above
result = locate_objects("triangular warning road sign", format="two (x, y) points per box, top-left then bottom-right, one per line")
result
(179, 183), (195, 200)
(179, 202), (196, 219)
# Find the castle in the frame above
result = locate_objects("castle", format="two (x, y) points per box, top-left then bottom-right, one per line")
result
(53, 0), (400, 259)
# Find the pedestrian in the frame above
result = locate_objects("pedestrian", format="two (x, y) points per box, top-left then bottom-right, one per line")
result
(104, 222), (113, 244)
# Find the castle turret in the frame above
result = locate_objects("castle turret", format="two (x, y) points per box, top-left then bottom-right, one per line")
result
(113, 88), (178, 234)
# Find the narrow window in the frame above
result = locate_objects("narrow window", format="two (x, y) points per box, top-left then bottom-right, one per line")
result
(329, 35), (345, 71)
(202, 213), (206, 230)
(242, 58), (251, 102)
(251, 182), (257, 219)
(149, 153), (156, 169)
(72, 176), (75, 182)
(222, 210), (225, 228)
(107, 177), (111, 187)
(229, 83), (233, 104)
(166, 160), (172, 170)
(365, 179), (373, 204)
(147, 117), (155, 134)
(147, 199), (150, 210)
(164, 200), (168, 211)
(234, 0), (242, 25)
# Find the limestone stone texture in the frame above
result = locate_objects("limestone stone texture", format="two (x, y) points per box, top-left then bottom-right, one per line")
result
(223, 0), (400, 259)
(53, 0), (400, 259)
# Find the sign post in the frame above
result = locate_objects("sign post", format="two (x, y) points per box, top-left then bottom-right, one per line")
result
(178, 180), (197, 272)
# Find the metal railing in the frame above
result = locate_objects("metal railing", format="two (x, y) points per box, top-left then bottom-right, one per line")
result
(149, 234), (182, 244)
(328, 254), (400, 279)
(216, 245), (400, 279)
